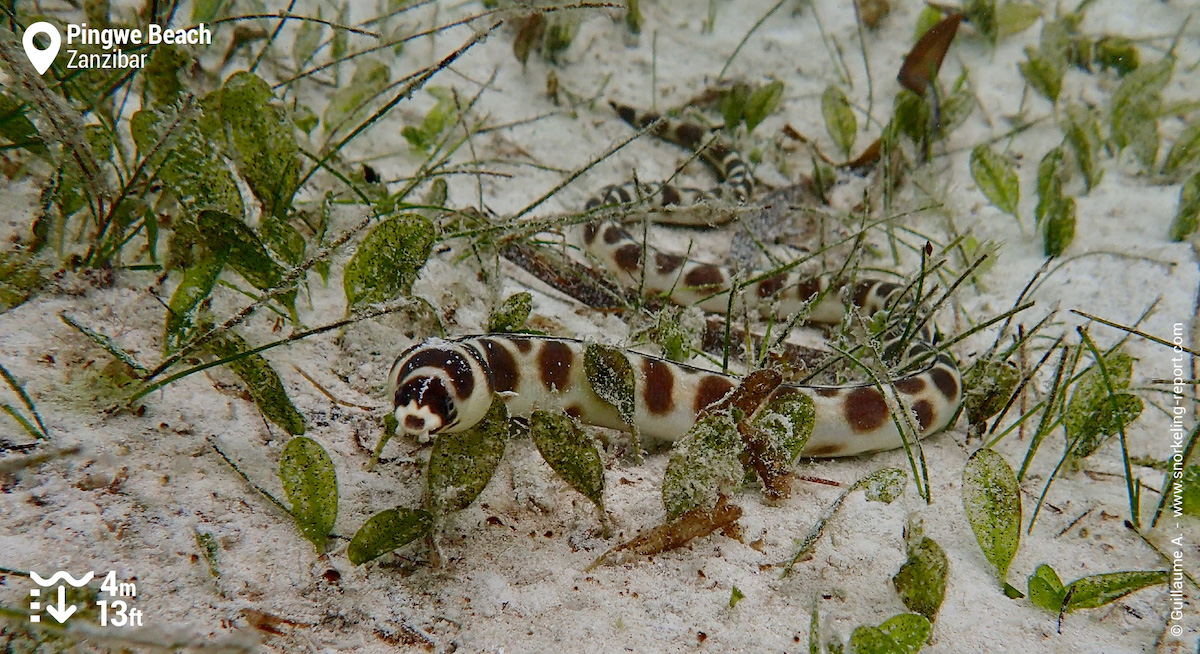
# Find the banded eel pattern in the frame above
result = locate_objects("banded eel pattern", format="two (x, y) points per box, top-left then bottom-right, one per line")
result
(389, 332), (962, 458)
(581, 104), (849, 321)
(389, 104), (963, 458)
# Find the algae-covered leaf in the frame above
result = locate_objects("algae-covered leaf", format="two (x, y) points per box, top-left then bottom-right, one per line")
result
(822, 85), (857, 157)
(1043, 195), (1076, 257)
(848, 626), (892, 654)
(892, 536), (949, 620)
(323, 60), (390, 137)
(1169, 170), (1200, 242)
(194, 210), (297, 314)
(750, 391), (815, 464)
(849, 613), (931, 654)
(343, 213), (435, 311)
(401, 87), (460, 152)
(425, 395), (509, 515)
(996, 2), (1041, 38)
(1063, 349), (1140, 459)
(218, 72), (302, 220)
(1111, 57), (1173, 169)
(863, 466), (906, 504)
(194, 529), (220, 578)
(1035, 146), (1066, 225)
(961, 357), (1021, 433)
(1164, 120), (1200, 177)
(530, 410), (605, 513)
(204, 330), (306, 435)
(963, 0), (997, 44)
(663, 411), (744, 519)
(1019, 46), (1063, 103)
(259, 214), (306, 267)
(1027, 563), (1066, 612)
(1067, 392), (1142, 460)
(744, 80), (784, 133)
(279, 436), (337, 551)
(584, 344), (637, 426)
(878, 613), (931, 653)
(0, 93), (45, 155)
(962, 448), (1021, 583)
(488, 291), (533, 333)
(131, 105), (244, 218)
(971, 144), (1020, 217)
(1063, 570), (1168, 611)
(144, 45), (192, 107)
(164, 254), (226, 355)
(1063, 103), (1103, 191)
(347, 507), (433, 565)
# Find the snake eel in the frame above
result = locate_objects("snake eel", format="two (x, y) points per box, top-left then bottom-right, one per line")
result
(390, 105), (962, 458)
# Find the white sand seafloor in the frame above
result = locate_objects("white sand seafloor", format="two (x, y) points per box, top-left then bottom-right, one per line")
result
(1, 0), (1199, 652)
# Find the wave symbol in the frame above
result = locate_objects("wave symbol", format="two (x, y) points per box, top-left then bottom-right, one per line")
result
(29, 571), (94, 587)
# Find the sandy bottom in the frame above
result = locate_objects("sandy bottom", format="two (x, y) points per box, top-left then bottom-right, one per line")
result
(1, 0), (1198, 652)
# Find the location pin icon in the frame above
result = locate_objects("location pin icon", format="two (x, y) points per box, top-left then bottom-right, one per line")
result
(23, 22), (61, 76)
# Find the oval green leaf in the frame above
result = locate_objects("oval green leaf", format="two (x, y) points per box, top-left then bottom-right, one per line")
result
(194, 209), (296, 313)
(1018, 47), (1063, 104)
(970, 144), (1020, 217)
(584, 344), (637, 426)
(996, 2), (1041, 38)
(343, 213), (436, 311)
(1043, 195), (1076, 257)
(1064, 570), (1168, 611)
(892, 536), (949, 620)
(164, 254), (226, 355)
(1063, 103), (1103, 191)
(1111, 57), (1173, 169)
(426, 395), (509, 515)
(279, 436), (338, 551)
(1164, 120), (1200, 177)
(488, 291), (533, 333)
(347, 507), (434, 565)
(962, 447), (1021, 583)
(218, 72), (302, 220)
(204, 330), (306, 435)
(849, 613), (931, 654)
(1034, 146), (1066, 226)
(662, 412), (744, 519)
(877, 613), (931, 653)
(822, 85), (857, 156)
(530, 410), (605, 512)
(1169, 170), (1200, 242)
(861, 467), (906, 504)
(1027, 563), (1066, 612)
(744, 81), (784, 132)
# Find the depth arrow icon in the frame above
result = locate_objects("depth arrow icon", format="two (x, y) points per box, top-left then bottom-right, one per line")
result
(44, 586), (77, 623)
